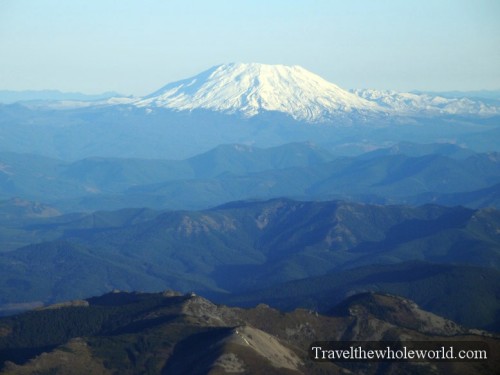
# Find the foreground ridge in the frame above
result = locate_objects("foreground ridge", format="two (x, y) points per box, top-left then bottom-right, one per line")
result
(0, 290), (498, 374)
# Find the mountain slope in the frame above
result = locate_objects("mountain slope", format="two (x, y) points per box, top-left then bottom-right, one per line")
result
(1, 100), (499, 162)
(223, 261), (500, 331)
(1, 291), (498, 375)
(6, 144), (500, 213)
(117, 151), (500, 211)
(1, 199), (499, 321)
(410, 183), (500, 208)
(0, 142), (335, 208)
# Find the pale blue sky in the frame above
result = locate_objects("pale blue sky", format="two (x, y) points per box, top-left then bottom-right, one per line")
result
(1, 0), (499, 95)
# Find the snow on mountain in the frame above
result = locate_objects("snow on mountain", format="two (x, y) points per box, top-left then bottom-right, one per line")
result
(134, 63), (382, 122)
(134, 63), (499, 121)
(353, 89), (500, 116)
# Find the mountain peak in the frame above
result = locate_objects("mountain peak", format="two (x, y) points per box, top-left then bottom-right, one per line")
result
(133, 62), (499, 121)
(136, 62), (380, 122)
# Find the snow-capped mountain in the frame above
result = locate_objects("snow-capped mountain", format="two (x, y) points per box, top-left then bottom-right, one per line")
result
(13, 63), (497, 121)
(134, 63), (382, 122)
(134, 63), (499, 121)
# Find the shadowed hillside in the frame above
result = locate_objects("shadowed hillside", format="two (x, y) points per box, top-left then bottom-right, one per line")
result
(0, 291), (498, 374)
